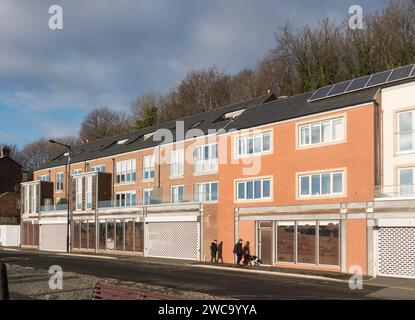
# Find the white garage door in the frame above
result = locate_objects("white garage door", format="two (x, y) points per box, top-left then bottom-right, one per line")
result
(145, 222), (200, 261)
(40, 224), (67, 252)
(377, 227), (415, 279)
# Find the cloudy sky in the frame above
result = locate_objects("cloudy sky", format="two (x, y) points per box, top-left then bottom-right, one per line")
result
(0, 0), (385, 146)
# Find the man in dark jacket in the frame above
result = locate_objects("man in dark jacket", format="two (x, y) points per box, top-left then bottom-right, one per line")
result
(210, 240), (218, 262)
(233, 239), (243, 265)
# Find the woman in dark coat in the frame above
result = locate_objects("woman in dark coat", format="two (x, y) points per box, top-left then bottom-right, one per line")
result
(233, 239), (243, 265)
(217, 241), (224, 263)
(243, 241), (251, 265)
(210, 240), (218, 262)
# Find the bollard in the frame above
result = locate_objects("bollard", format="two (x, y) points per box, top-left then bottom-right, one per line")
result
(0, 263), (10, 300)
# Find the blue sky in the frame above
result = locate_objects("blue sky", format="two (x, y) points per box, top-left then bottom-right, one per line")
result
(0, 0), (385, 147)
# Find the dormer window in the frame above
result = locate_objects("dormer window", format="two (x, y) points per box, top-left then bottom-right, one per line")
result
(117, 139), (128, 145)
(215, 109), (246, 123)
(144, 132), (155, 141)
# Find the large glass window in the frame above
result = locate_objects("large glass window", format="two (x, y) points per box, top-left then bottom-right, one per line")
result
(319, 221), (339, 265)
(399, 167), (415, 196)
(89, 222), (96, 250)
(143, 155), (155, 180)
(170, 150), (184, 178)
(116, 191), (136, 207)
(73, 221), (80, 249)
(99, 222), (106, 250)
(236, 178), (272, 201)
(171, 185), (184, 203)
(116, 220), (124, 252)
(299, 171), (344, 198)
(195, 181), (218, 202)
(194, 144), (218, 174)
(143, 188), (153, 205)
(91, 164), (106, 173)
(297, 222), (316, 264)
(236, 132), (272, 156)
(81, 222), (88, 249)
(398, 111), (414, 153)
(86, 176), (92, 209)
(277, 223), (295, 263)
(125, 221), (134, 252)
(116, 159), (136, 183)
(135, 222), (144, 252)
(299, 117), (344, 147)
(106, 221), (115, 251)
(56, 172), (64, 191)
(76, 177), (82, 210)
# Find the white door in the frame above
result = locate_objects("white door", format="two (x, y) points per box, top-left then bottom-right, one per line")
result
(145, 222), (200, 261)
(40, 224), (67, 252)
(377, 227), (415, 279)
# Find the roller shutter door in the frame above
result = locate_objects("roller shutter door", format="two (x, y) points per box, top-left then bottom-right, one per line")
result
(145, 222), (200, 261)
(377, 227), (415, 279)
(40, 224), (67, 252)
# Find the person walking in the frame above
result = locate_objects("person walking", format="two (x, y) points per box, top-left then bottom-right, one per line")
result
(243, 241), (251, 265)
(210, 240), (218, 263)
(233, 239), (243, 265)
(217, 241), (224, 264)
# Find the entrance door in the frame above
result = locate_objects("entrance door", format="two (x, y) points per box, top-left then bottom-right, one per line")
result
(259, 222), (272, 265)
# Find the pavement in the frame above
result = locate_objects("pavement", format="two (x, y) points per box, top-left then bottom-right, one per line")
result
(1, 247), (415, 300)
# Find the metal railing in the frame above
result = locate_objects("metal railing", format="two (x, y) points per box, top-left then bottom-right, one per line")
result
(375, 185), (415, 199)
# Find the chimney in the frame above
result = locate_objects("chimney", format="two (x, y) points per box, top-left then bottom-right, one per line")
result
(0, 146), (11, 158)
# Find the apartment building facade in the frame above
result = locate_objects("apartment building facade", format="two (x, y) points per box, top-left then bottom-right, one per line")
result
(21, 64), (415, 279)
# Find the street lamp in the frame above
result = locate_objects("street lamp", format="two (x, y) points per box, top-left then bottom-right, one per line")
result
(49, 140), (72, 253)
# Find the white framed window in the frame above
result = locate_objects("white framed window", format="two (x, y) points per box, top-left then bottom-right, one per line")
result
(76, 177), (82, 210)
(194, 143), (218, 174)
(91, 164), (106, 173)
(299, 171), (344, 198)
(170, 150), (184, 178)
(171, 185), (184, 203)
(195, 181), (218, 202)
(24, 186), (30, 213)
(236, 131), (272, 157)
(86, 176), (92, 209)
(143, 155), (155, 181)
(143, 188), (153, 205)
(116, 191), (137, 207)
(73, 169), (82, 175)
(116, 159), (136, 183)
(299, 117), (344, 147)
(397, 110), (415, 153)
(236, 178), (271, 201)
(398, 167), (415, 196)
(56, 172), (64, 191)
(39, 175), (50, 182)
(30, 184), (36, 212)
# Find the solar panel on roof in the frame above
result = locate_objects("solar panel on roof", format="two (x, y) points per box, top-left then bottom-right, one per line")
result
(388, 64), (414, 82)
(308, 63), (415, 102)
(345, 75), (372, 92)
(308, 85), (334, 101)
(328, 80), (352, 96)
(366, 70), (392, 87)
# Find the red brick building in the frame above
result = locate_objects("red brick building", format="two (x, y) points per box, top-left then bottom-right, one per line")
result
(0, 146), (23, 224)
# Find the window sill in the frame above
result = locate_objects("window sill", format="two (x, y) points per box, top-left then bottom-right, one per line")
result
(115, 182), (137, 186)
(169, 175), (184, 180)
(142, 179), (155, 183)
(395, 150), (415, 156)
(193, 171), (218, 177)
(234, 151), (273, 160)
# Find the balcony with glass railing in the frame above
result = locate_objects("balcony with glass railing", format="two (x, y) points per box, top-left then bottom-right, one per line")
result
(375, 185), (415, 199)
(40, 204), (69, 212)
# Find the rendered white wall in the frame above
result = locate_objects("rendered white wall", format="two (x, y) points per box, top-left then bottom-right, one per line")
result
(381, 82), (415, 189)
(0, 225), (21, 247)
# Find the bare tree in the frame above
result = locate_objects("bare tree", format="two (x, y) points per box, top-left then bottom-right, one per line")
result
(79, 107), (132, 142)
(20, 136), (79, 171)
(0, 143), (24, 165)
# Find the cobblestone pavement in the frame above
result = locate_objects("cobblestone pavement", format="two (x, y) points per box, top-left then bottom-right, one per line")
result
(5, 264), (223, 300)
